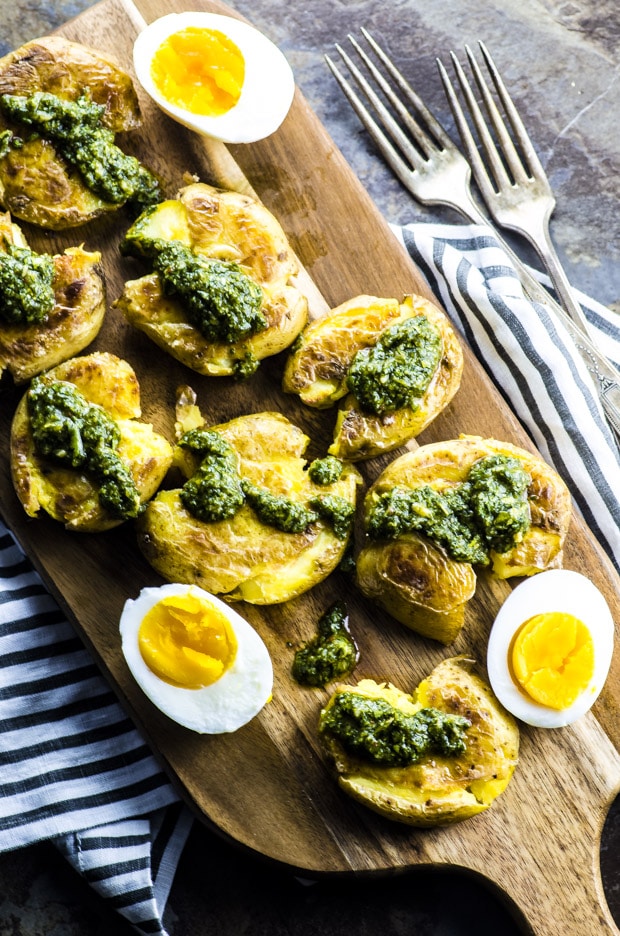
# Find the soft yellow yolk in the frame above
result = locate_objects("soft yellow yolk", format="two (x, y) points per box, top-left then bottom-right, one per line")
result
(510, 611), (595, 710)
(138, 592), (237, 689)
(150, 27), (245, 117)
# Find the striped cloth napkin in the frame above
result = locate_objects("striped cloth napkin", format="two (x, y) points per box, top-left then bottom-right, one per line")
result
(0, 523), (193, 935)
(1, 220), (619, 934)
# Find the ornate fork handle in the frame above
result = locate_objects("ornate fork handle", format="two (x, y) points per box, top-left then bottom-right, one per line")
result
(521, 275), (620, 440)
(495, 229), (620, 440)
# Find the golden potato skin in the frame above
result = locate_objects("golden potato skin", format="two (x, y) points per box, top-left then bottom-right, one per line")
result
(356, 435), (571, 643)
(115, 182), (308, 376)
(137, 410), (362, 604)
(0, 213), (105, 382)
(283, 295), (404, 407)
(10, 352), (173, 532)
(0, 36), (144, 229)
(319, 656), (519, 827)
(282, 294), (463, 461)
(355, 534), (477, 644)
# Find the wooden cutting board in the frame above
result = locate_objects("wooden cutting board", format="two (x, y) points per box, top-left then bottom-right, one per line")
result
(0, 1), (618, 933)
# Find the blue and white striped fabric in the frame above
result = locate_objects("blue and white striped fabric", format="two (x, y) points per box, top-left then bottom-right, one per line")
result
(393, 222), (620, 573)
(0, 523), (193, 934)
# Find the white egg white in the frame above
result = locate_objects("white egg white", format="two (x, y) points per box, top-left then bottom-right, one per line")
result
(120, 582), (273, 734)
(133, 12), (295, 143)
(487, 569), (614, 728)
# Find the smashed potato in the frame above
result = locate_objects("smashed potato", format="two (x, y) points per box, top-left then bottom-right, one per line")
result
(137, 395), (362, 603)
(356, 435), (571, 643)
(0, 212), (105, 382)
(10, 352), (173, 531)
(115, 182), (308, 377)
(0, 36), (155, 228)
(319, 656), (519, 826)
(282, 294), (463, 460)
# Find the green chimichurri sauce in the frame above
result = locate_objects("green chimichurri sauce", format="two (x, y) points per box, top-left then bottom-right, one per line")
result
(319, 691), (470, 766)
(308, 455), (344, 486)
(347, 315), (442, 416)
(0, 91), (162, 210)
(232, 351), (260, 380)
(178, 429), (245, 523)
(122, 235), (266, 345)
(339, 545), (356, 576)
(366, 454), (531, 563)
(177, 428), (324, 534)
(0, 129), (17, 160)
(292, 600), (358, 687)
(0, 243), (55, 325)
(27, 378), (141, 519)
(309, 493), (354, 540)
(241, 480), (318, 534)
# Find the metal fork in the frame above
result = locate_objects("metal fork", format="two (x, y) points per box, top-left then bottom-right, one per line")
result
(325, 30), (620, 441)
(438, 42), (593, 344)
(326, 29), (486, 224)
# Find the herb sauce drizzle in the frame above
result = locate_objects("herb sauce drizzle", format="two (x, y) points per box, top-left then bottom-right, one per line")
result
(292, 601), (358, 687)
(27, 378), (141, 519)
(319, 691), (471, 766)
(0, 243), (55, 324)
(367, 454), (531, 562)
(0, 91), (162, 209)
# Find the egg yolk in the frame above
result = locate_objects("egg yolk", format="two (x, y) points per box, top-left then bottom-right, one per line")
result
(150, 27), (245, 117)
(510, 611), (595, 710)
(138, 592), (238, 689)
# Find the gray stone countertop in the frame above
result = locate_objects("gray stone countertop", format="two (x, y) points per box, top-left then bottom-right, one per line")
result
(0, 1), (618, 934)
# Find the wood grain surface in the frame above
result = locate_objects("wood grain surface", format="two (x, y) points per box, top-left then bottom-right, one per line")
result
(0, 1), (618, 933)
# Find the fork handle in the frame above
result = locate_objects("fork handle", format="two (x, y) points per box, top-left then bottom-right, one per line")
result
(523, 215), (597, 345)
(455, 198), (620, 445)
(510, 253), (620, 441)
(519, 263), (620, 440)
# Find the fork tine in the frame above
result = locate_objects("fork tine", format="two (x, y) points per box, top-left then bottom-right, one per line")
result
(476, 41), (548, 181)
(327, 30), (485, 220)
(346, 33), (435, 161)
(344, 35), (431, 165)
(440, 51), (515, 199)
(464, 44), (529, 186)
(329, 35), (440, 172)
(359, 28), (455, 153)
(436, 56), (501, 204)
(324, 51), (419, 191)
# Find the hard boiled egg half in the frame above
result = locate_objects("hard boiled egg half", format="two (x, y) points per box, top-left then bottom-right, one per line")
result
(132, 12), (295, 143)
(120, 583), (273, 733)
(487, 569), (614, 728)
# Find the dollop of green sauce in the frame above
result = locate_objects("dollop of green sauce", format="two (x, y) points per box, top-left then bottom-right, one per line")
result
(347, 315), (442, 415)
(0, 243), (55, 324)
(178, 429), (245, 523)
(178, 428), (350, 536)
(366, 454), (531, 563)
(232, 351), (260, 380)
(309, 493), (354, 540)
(0, 128), (21, 159)
(0, 91), (162, 209)
(241, 480), (318, 534)
(122, 232), (266, 346)
(27, 378), (141, 519)
(292, 600), (358, 687)
(308, 455), (344, 486)
(319, 691), (470, 767)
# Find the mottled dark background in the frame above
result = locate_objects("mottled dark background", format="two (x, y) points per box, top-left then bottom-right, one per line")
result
(0, 1), (618, 934)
